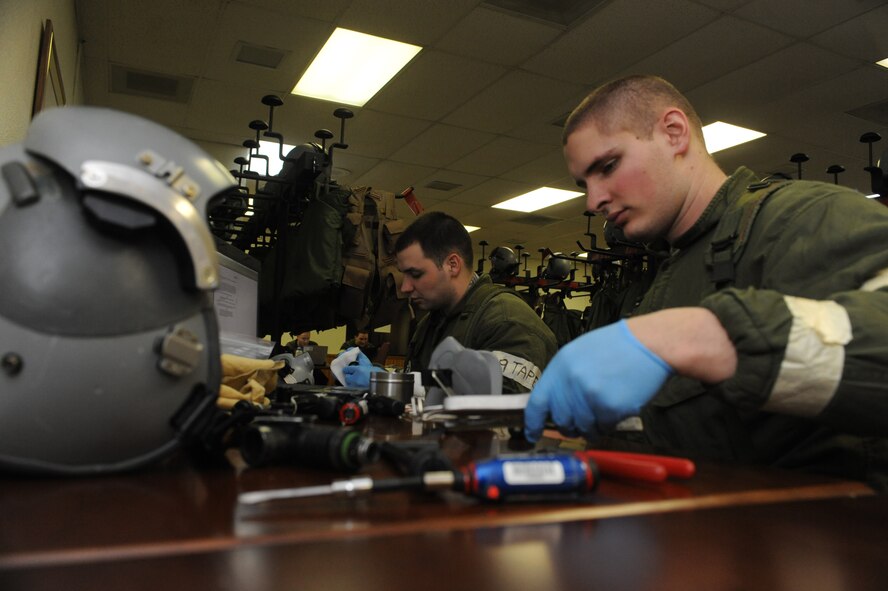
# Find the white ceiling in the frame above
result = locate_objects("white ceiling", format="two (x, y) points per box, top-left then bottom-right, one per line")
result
(74, 0), (888, 268)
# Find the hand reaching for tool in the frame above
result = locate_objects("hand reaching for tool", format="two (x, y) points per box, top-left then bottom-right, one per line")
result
(523, 320), (673, 442)
(341, 350), (383, 389)
(524, 308), (738, 442)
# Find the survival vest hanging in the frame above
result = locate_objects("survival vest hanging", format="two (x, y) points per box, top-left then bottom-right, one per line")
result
(339, 186), (409, 329)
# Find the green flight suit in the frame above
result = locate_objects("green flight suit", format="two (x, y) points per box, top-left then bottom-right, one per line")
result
(405, 275), (558, 394)
(623, 167), (888, 490)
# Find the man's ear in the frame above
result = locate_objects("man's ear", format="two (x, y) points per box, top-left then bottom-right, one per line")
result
(445, 253), (462, 276)
(660, 108), (691, 156)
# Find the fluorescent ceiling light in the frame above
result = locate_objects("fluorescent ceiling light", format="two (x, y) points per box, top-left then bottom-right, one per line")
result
(866, 193), (881, 199)
(292, 28), (421, 106)
(492, 187), (584, 213)
(876, 57), (888, 69)
(703, 121), (766, 154)
(463, 225), (481, 233)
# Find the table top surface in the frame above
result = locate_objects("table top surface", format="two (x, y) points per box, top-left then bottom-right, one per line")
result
(0, 415), (880, 590)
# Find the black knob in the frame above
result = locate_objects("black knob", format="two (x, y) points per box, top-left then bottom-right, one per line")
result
(521, 252), (531, 273)
(249, 120), (268, 131)
(860, 132), (882, 167)
(826, 164), (845, 184)
(261, 95), (283, 107)
(790, 153), (810, 180)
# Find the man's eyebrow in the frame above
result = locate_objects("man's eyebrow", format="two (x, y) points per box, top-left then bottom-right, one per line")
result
(575, 148), (617, 188)
(584, 148), (617, 177)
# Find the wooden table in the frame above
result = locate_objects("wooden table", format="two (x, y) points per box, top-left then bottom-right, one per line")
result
(0, 415), (877, 590)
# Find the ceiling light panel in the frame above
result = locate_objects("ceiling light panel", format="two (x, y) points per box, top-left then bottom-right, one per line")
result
(703, 121), (766, 154)
(292, 28), (422, 107)
(492, 187), (583, 213)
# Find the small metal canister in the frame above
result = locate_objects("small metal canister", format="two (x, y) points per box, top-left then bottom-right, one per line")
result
(370, 372), (414, 402)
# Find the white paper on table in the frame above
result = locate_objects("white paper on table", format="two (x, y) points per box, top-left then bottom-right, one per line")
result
(330, 347), (361, 386)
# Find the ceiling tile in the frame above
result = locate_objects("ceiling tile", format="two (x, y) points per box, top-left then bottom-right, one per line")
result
(616, 15), (793, 92)
(351, 160), (438, 194)
(413, 168), (491, 200)
(522, 0), (720, 85)
(337, 0), (479, 46)
(234, 0), (351, 22)
(810, 3), (888, 62)
(686, 42), (860, 125)
(90, 74), (189, 132)
(433, 5), (563, 66)
(388, 123), (496, 168)
(341, 108), (433, 159)
(423, 200), (489, 221)
(692, 0), (753, 11)
(449, 135), (552, 176)
(538, 194), (589, 220)
(325, 151), (381, 187)
(444, 177), (532, 207)
(201, 2), (332, 90)
(443, 70), (585, 133)
(735, 0), (887, 38)
(106, 0), (224, 75)
(185, 78), (277, 140)
(499, 148), (571, 184)
(367, 50), (508, 121)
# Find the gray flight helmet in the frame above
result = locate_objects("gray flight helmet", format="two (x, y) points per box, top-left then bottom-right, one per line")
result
(0, 106), (237, 474)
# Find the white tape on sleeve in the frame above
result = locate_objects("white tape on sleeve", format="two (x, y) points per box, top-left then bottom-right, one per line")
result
(492, 351), (542, 391)
(861, 268), (888, 292)
(766, 296), (851, 417)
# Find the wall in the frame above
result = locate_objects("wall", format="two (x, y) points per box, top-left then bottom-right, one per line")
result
(281, 326), (347, 352)
(0, 0), (81, 146)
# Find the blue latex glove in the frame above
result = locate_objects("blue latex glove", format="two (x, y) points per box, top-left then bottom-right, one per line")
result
(524, 320), (673, 442)
(341, 349), (383, 389)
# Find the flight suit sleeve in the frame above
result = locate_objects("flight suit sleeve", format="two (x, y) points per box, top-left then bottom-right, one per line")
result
(699, 190), (888, 436)
(472, 294), (558, 394)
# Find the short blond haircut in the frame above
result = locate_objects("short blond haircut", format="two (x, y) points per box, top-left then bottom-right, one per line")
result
(563, 75), (704, 144)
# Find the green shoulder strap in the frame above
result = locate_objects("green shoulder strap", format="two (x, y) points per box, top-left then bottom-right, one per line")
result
(706, 179), (791, 287)
(462, 281), (527, 343)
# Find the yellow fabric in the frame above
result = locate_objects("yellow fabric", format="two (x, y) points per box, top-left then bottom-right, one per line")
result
(218, 354), (284, 409)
